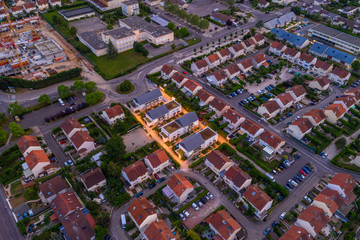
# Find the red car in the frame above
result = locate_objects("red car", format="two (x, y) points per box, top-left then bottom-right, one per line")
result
(300, 170), (307, 176)
(183, 71), (188, 74)
(59, 140), (66, 144)
(154, 173), (160, 180)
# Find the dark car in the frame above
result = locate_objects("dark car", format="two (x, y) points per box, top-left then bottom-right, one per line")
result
(104, 234), (111, 240)
(157, 177), (166, 183)
(135, 191), (143, 198)
(200, 197), (207, 204)
(264, 227), (271, 235)
(148, 183), (156, 189)
(271, 221), (278, 227)
(28, 224), (34, 233)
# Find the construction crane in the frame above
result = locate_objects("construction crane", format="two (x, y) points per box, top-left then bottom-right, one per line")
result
(2, 0), (27, 75)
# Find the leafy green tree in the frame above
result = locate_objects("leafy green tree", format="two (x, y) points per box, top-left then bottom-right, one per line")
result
(352, 60), (360, 71)
(167, 22), (175, 30)
(8, 101), (24, 116)
(0, 112), (5, 122)
(186, 230), (201, 240)
(9, 122), (24, 136)
(0, 130), (9, 144)
(335, 137), (347, 149)
(107, 41), (117, 59)
(284, 212), (294, 222)
(178, 9), (187, 19)
(133, 42), (149, 57)
(104, 135), (126, 161)
(118, 80), (133, 93)
(255, 20), (264, 28)
(69, 26), (77, 35)
(23, 186), (38, 201)
(291, 6), (302, 15)
(84, 81), (97, 93)
(180, 27), (189, 37)
(171, 43), (176, 49)
(199, 19), (209, 30)
(190, 15), (200, 26)
(85, 91), (103, 105)
(73, 80), (84, 91)
(145, 16), (151, 22)
(94, 226), (108, 240)
(38, 94), (51, 104)
(57, 85), (70, 98)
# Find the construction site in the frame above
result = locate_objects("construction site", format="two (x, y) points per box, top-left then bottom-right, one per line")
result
(0, 12), (81, 80)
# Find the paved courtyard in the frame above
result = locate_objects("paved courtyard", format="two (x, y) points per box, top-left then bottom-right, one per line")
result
(69, 17), (107, 34)
(186, 0), (228, 17)
(122, 128), (153, 153)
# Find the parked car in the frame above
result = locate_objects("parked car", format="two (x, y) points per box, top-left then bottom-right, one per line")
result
(135, 191), (143, 198)
(207, 192), (214, 199)
(299, 170), (307, 176)
(59, 140), (66, 144)
(183, 210), (190, 217)
(200, 197), (207, 204)
(196, 200), (203, 207)
(272, 221), (278, 227)
(289, 179), (298, 187)
(286, 182), (294, 189)
(280, 212), (286, 219)
(205, 194), (210, 201)
(28, 224), (34, 233)
(154, 173), (160, 180)
(192, 203), (199, 211)
(304, 196), (312, 203)
(264, 228), (271, 235)
(179, 213), (185, 220)
(67, 160), (74, 166)
(148, 183), (156, 189)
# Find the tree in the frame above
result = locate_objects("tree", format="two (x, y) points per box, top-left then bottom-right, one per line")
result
(85, 91), (103, 105)
(255, 20), (264, 28)
(199, 19), (210, 30)
(167, 22), (175, 31)
(291, 6), (302, 15)
(193, 48), (197, 54)
(145, 16), (151, 22)
(73, 80), (84, 91)
(94, 226), (108, 240)
(69, 26), (77, 35)
(186, 230), (201, 240)
(84, 81), (97, 93)
(133, 42), (149, 57)
(118, 80), (133, 92)
(250, 27), (256, 36)
(107, 41), (117, 58)
(0, 130), (9, 144)
(335, 137), (347, 149)
(178, 9), (187, 19)
(179, 27), (189, 37)
(171, 43), (176, 50)
(8, 101), (24, 116)
(9, 122), (24, 137)
(352, 60), (360, 71)
(23, 186), (38, 201)
(57, 85), (70, 98)
(38, 94), (51, 104)
(104, 135), (126, 161)
(190, 15), (200, 27)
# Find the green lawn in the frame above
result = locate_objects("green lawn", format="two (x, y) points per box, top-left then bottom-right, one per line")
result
(88, 49), (149, 80)
(186, 37), (201, 45)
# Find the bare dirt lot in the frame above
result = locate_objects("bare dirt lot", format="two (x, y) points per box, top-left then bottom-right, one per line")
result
(122, 128), (153, 153)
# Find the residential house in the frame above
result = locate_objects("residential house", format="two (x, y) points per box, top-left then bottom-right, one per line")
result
(327, 173), (357, 203)
(205, 53), (221, 68)
(259, 131), (286, 158)
(258, 0), (270, 8)
(206, 70), (228, 87)
(271, 28), (309, 49)
(144, 149), (170, 173)
(217, 48), (232, 63)
(312, 60), (333, 76)
(160, 64), (175, 80)
(143, 219), (175, 240)
(275, 92), (294, 109)
(36, 0), (49, 10)
(131, 89), (164, 111)
(25, 150), (51, 179)
(229, 43), (245, 58)
(345, 87), (360, 101)
(309, 42), (329, 57)
(204, 150), (234, 176)
(281, 47), (301, 63)
(61, 118), (83, 139)
(191, 59), (208, 76)
(23, 3), (36, 13)
(59, 210), (95, 240)
(224, 166), (252, 193)
(239, 120), (264, 140)
(324, 104), (346, 124)
(167, 174), (194, 203)
(183, 80), (202, 95)
(79, 168), (106, 192)
(287, 118), (314, 140)
(329, 67), (351, 85)
(243, 185), (273, 219)
(101, 105), (125, 125)
(209, 98), (230, 117)
(70, 131), (95, 155)
(295, 206), (330, 237)
(51, 192), (83, 219)
(39, 175), (69, 203)
(159, 112), (199, 142)
(325, 47), (355, 66)
(144, 100), (181, 126)
(205, 210), (242, 240)
(17, 135), (42, 158)
(128, 198), (157, 229)
(178, 127), (218, 158)
(171, 72), (188, 88)
(122, 160), (149, 188)
(312, 188), (344, 217)
(269, 41), (286, 56)
(334, 95), (357, 111)
(252, 34), (265, 45)
(297, 53), (317, 69)
(224, 64), (241, 79)
(242, 38), (256, 51)
(264, 12), (296, 29)
(309, 76), (331, 91)
(238, 58), (254, 73)
(10, 6), (22, 16)
(287, 85), (306, 103)
(223, 109), (245, 130)
(49, 0), (61, 7)
(252, 53), (267, 68)
(303, 109), (326, 126)
(338, 6), (359, 16)
(196, 89), (214, 106)
(210, 12), (235, 26)
(280, 226), (312, 240)
(257, 100), (281, 119)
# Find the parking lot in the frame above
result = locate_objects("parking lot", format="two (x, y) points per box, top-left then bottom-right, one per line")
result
(69, 17), (107, 34)
(186, 0), (228, 17)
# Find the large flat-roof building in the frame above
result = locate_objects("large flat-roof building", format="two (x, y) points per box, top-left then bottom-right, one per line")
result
(121, 0), (139, 16)
(77, 32), (107, 56)
(59, 7), (95, 21)
(101, 27), (137, 53)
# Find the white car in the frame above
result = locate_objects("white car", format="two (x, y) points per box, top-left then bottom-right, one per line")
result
(322, 153), (328, 159)
(289, 179), (298, 187)
(192, 203), (199, 211)
(280, 212), (286, 220)
(207, 192), (214, 199)
(183, 210), (190, 217)
(304, 196), (312, 203)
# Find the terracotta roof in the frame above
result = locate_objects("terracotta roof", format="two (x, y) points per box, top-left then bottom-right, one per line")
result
(299, 53), (315, 63)
(288, 85), (306, 97)
(226, 64), (240, 75)
(39, 175), (68, 199)
(211, 12), (234, 23)
(183, 79), (201, 92)
(206, 150), (232, 171)
(313, 76), (330, 87)
(289, 118), (313, 134)
(325, 103), (346, 118)
(345, 87), (360, 98)
(283, 47), (299, 57)
(297, 206), (329, 235)
(11, 6), (22, 11)
(61, 118), (82, 136)
(195, 59), (208, 69)
(331, 67), (350, 79)
(258, 0), (268, 5)
(36, 0), (48, 4)
(314, 59), (332, 71)
(24, 2), (36, 8)
(144, 219), (174, 240)
(60, 210), (95, 240)
(329, 173), (357, 197)
(225, 166), (251, 188)
(239, 58), (253, 69)
(231, 42), (244, 52)
(80, 168), (106, 190)
(51, 192), (82, 219)
(253, 34), (265, 43)
(25, 150), (50, 170)
(223, 109), (243, 124)
(261, 100), (280, 114)
(271, 41), (285, 50)
(205, 210), (241, 240)
(145, 149), (169, 168)
(280, 226), (312, 240)
(276, 92), (294, 105)
(314, 188), (344, 214)
(260, 131), (284, 149)
(128, 198), (156, 226)
(49, 0), (61, 3)
(218, 48), (231, 57)
(70, 131), (94, 150)
(196, 89), (213, 102)
(167, 174), (193, 198)
(172, 71), (187, 84)
(161, 64), (174, 75)
(206, 53), (220, 63)
(213, 70), (228, 82)
(243, 38), (255, 47)
(304, 109), (326, 124)
(243, 185), (272, 211)
(17, 135), (40, 154)
(240, 119), (263, 136)
(209, 98), (229, 112)
(104, 105), (124, 119)
(335, 96), (357, 109)
(122, 160), (148, 182)
(253, 53), (266, 64)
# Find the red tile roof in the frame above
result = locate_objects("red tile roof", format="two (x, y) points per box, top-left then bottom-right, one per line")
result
(329, 173), (357, 197)
(331, 67), (350, 79)
(314, 59), (332, 71)
(261, 100), (280, 114)
(172, 71), (187, 84)
(253, 34), (265, 43)
(39, 175), (68, 199)
(225, 166), (251, 188)
(194, 59), (208, 69)
(144, 219), (174, 240)
(243, 185), (272, 211)
(313, 76), (330, 87)
(167, 174), (193, 198)
(260, 131), (284, 149)
(128, 198), (156, 226)
(145, 149), (169, 168)
(283, 47), (299, 57)
(253, 53), (266, 64)
(51, 192), (82, 219)
(240, 120), (263, 136)
(104, 105), (124, 119)
(289, 118), (313, 134)
(80, 168), (106, 190)
(183, 79), (201, 92)
(213, 70), (228, 82)
(276, 92), (294, 105)
(161, 64), (174, 75)
(271, 41), (285, 50)
(218, 48), (231, 57)
(196, 89), (213, 102)
(304, 109), (326, 124)
(36, 0), (48, 5)
(223, 109), (243, 124)
(335, 96), (357, 109)
(207, 53), (220, 63)
(11, 6), (22, 11)
(122, 160), (148, 182)
(60, 210), (95, 240)
(25, 150), (50, 170)
(280, 226), (312, 240)
(61, 118), (82, 136)
(243, 38), (255, 47)
(206, 150), (232, 170)
(17, 135), (40, 154)
(209, 98), (229, 112)
(226, 64), (240, 75)
(297, 206), (329, 235)
(70, 131), (94, 150)
(288, 85), (306, 97)
(325, 104), (346, 118)
(205, 210), (241, 240)
(231, 42), (244, 52)
(314, 188), (344, 214)
(211, 12), (234, 23)
(24, 2), (36, 8)
(299, 53), (315, 63)
(239, 58), (253, 69)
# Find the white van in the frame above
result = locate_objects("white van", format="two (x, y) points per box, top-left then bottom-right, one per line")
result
(266, 173), (275, 182)
(58, 98), (65, 106)
(121, 214), (126, 229)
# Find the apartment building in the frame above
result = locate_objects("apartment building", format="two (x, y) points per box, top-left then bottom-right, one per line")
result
(160, 112), (199, 142)
(144, 100), (181, 126)
(121, 0), (139, 16)
(101, 28), (137, 53)
(130, 89), (164, 111)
